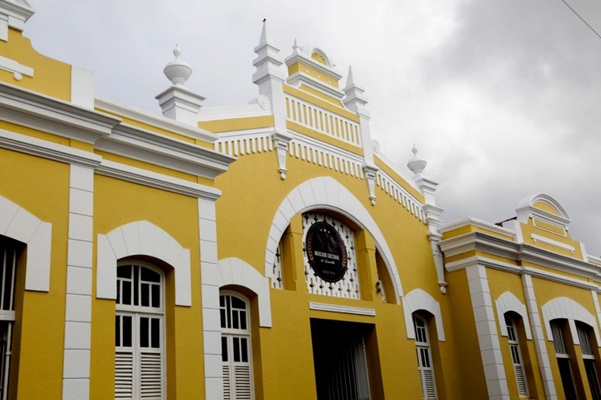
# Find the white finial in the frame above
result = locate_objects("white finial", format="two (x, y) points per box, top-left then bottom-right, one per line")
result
(293, 38), (299, 51)
(346, 65), (355, 87)
(407, 144), (427, 177)
(163, 44), (192, 86)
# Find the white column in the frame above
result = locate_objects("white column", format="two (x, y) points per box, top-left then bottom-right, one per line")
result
(198, 197), (223, 400)
(523, 274), (557, 399)
(62, 165), (94, 399)
(466, 264), (509, 400)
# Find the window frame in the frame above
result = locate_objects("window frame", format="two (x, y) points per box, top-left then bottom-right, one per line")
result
(115, 261), (166, 400)
(413, 314), (437, 400)
(220, 291), (254, 400)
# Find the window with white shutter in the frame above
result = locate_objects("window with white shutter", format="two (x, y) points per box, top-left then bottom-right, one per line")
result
(116, 263), (164, 400)
(576, 322), (601, 400)
(0, 236), (21, 400)
(551, 319), (578, 400)
(220, 292), (254, 400)
(413, 315), (437, 400)
(505, 315), (529, 397)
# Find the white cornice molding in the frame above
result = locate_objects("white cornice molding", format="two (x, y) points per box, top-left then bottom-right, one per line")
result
(198, 98), (271, 121)
(0, 82), (118, 142)
(0, 128), (101, 167)
(0, 0), (34, 33)
(95, 96), (216, 143)
(96, 160), (221, 200)
(286, 73), (345, 100)
(309, 302), (375, 316)
(96, 123), (234, 180)
(530, 233), (575, 253)
(441, 231), (601, 283)
(440, 217), (516, 238)
(446, 255), (599, 292)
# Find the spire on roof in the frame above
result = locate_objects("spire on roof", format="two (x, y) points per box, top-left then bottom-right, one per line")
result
(252, 19), (285, 86)
(343, 66), (368, 113)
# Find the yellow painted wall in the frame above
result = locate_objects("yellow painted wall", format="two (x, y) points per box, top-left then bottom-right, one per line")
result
(90, 175), (204, 399)
(0, 29), (71, 101)
(0, 149), (70, 399)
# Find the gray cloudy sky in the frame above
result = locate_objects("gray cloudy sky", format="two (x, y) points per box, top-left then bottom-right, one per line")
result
(24, 1), (601, 255)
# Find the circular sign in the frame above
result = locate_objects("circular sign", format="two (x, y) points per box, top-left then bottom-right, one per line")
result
(306, 221), (348, 282)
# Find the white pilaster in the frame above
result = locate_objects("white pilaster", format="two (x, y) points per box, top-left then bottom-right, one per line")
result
(343, 66), (379, 205)
(252, 21), (292, 178)
(199, 197), (223, 400)
(62, 164), (94, 400)
(522, 274), (557, 400)
(466, 264), (509, 400)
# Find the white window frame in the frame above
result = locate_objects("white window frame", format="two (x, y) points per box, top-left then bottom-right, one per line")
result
(505, 315), (529, 397)
(0, 237), (19, 400)
(220, 291), (254, 400)
(577, 322), (601, 399)
(115, 262), (165, 400)
(413, 314), (437, 400)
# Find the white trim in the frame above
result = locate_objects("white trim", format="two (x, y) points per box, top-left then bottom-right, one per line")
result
(197, 198), (223, 400)
(466, 264), (510, 400)
(541, 297), (601, 346)
(218, 257), (272, 328)
(309, 302), (375, 316)
(0, 82), (118, 143)
(264, 176), (404, 302)
(198, 101), (271, 121)
(0, 128), (102, 168)
(403, 289), (445, 341)
(0, 55), (33, 80)
(495, 291), (532, 340)
(440, 217), (516, 238)
(96, 220), (192, 306)
(530, 234), (575, 253)
(96, 160), (221, 200)
(62, 165), (94, 400)
(70, 66), (94, 109)
(95, 96), (217, 143)
(0, 194), (51, 292)
(522, 274), (557, 399)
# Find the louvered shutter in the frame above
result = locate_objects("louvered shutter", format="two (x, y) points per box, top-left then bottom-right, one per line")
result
(115, 352), (134, 399)
(223, 364), (231, 400)
(140, 351), (162, 399)
(233, 365), (252, 400)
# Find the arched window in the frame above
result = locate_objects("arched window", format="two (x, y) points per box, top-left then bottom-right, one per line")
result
(576, 322), (601, 399)
(115, 262), (164, 399)
(0, 236), (22, 399)
(220, 292), (253, 400)
(505, 314), (529, 397)
(413, 314), (437, 400)
(551, 319), (579, 399)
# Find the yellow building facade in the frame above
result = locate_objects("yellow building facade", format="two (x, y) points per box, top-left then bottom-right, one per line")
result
(1, 2), (600, 399)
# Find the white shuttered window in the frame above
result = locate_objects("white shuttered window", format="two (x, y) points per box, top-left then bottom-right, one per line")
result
(505, 315), (529, 397)
(0, 237), (20, 400)
(221, 293), (254, 400)
(413, 315), (437, 400)
(116, 263), (164, 399)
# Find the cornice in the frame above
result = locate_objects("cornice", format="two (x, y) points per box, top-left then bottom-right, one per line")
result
(96, 122), (235, 180)
(96, 160), (221, 200)
(445, 255), (599, 292)
(286, 73), (345, 101)
(95, 96), (216, 143)
(0, 128), (101, 167)
(440, 217), (515, 238)
(441, 230), (601, 284)
(0, 82), (119, 143)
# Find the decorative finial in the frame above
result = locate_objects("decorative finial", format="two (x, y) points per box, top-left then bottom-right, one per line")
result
(293, 38), (299, 51)
(407, 144), (427, 177)
(163, 44), (192, 86)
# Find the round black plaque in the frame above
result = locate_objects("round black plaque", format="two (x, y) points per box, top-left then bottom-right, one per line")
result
(306, 221), (348, 282)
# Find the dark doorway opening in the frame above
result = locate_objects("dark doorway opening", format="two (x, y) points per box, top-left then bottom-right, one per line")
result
(311, 319), (375, 400)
